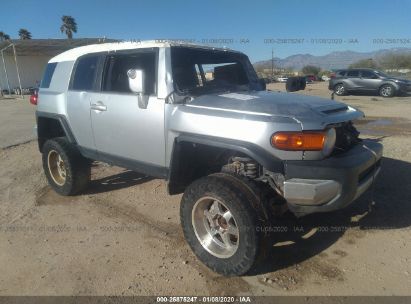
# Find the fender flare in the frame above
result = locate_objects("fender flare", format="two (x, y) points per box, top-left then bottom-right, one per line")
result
(173, 133), (284, 173)
(36, 111), (77, 150)
(167, 133), (284, 194)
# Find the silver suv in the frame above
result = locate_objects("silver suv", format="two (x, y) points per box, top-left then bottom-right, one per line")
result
(36, 41), (382, 276)
(329, 68), (411, 97)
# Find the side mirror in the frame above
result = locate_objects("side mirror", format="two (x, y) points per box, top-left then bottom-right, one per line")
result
(127, 69), (144, 93)
(127, 69), (148, 109)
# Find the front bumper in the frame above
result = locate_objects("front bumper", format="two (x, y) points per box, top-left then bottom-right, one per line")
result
(283, 140), (383, 216)
(397, 83), (411, 95)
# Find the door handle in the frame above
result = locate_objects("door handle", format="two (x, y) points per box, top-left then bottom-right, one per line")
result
(91, 102), (107, 111)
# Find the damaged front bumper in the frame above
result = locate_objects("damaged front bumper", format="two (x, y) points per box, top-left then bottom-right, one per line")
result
(283, 140), (383, 217)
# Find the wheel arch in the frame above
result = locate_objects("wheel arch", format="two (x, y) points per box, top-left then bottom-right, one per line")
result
(36, 111), (77, 152)
(378, 81), (398, 90)
(333, 82), (345, 89)
(167, 134), (284, 195)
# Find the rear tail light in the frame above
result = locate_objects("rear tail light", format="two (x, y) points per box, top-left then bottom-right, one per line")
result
(30, 93), (38, 105)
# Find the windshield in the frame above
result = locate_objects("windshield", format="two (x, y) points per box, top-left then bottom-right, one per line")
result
(170, 47), (262, 96)
(375, 70), (389, 78)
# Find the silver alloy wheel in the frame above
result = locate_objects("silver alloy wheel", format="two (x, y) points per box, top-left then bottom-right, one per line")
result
(335, 84), (345, 95)
(47, 150), (66, 186)
(380, 85), (392, 97)
(192, 197), (239, 258)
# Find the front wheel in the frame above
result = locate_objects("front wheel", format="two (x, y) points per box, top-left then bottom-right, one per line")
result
(180, 175), (262, 276)
(379, 84), (395, 97)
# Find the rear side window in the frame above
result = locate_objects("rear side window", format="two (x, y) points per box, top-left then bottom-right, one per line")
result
(40, 63), (57, 88)
(71, 55), (99, 91)
(347, 70), (360, 77)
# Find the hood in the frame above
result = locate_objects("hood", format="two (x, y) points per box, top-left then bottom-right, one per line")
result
(385, 77), (411, 83)
(186, 90), (364, 127)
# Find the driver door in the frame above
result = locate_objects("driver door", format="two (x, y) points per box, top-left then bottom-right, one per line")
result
(357, 70), (382, 91)
(89, 49), (166, 176)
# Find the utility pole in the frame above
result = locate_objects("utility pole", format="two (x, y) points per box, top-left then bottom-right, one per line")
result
(271, 48), (274, 80)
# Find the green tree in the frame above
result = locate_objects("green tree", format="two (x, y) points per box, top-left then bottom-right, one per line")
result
(379, 53), (411, 70)
(302, 65), (321, 76)
(60, 15), (78, 39)
(18, 28), (32, 40)
(349, 58), (379, 69)
(0, 31), (11, 41)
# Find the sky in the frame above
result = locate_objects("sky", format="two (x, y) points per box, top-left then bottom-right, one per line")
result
(1, 0), (411, 62)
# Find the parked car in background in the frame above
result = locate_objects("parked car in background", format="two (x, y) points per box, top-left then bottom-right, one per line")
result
(329, 68), (411, 97)
(276, 75), (288, 82)
(30, 88), (39, 105)
(321, 75), (331, 81)
(305, 75), (317, 83)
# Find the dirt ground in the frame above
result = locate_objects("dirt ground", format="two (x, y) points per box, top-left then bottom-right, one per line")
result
(0, 83), (410, 296)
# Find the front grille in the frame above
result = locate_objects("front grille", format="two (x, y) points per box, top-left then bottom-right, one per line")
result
(332, 122), (361, 155)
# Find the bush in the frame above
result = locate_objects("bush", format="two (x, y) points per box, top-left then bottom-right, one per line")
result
(302, 65), (321, 77)
(349, 58), (380, 69)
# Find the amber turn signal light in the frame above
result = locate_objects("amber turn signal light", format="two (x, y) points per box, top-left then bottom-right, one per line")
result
(271, 131), (325, 151)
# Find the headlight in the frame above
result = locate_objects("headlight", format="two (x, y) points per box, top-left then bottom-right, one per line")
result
(322, 128), (336, 157)
(270, 128), (336, 155)
(271, 131), (326, 151)
(394, 79), (406, 84)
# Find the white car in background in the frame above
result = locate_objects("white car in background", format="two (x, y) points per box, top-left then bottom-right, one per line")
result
(322, 75), (331, 81)
(277, 76), (288, 82)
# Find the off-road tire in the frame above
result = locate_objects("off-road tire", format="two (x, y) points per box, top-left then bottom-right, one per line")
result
(379, 84), (396, 98)
(286, 77), (299, 92)
(180, 175), (262, 276)
(42, 137), (90, 196)
(299, 77), (306, 90)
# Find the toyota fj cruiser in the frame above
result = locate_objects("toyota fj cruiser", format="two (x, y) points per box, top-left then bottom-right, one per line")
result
(36, 41), (382, 276)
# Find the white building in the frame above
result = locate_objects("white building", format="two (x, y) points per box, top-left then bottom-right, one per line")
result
(0, 38), (115, 94)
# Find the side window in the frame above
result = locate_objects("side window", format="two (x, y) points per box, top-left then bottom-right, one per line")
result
(347, 70), (360, 78)
(40, 63), (57, 88)
(102, 52), (156, 94)
(71, 55), (99, 91)
(336, 70), (346, 77)
(361, 70), (377, 79)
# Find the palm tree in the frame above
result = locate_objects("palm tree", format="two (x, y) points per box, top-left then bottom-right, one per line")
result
(4, 34), (10, 40)
(60, 15), (78, 39)
(18, 28), (32, 40)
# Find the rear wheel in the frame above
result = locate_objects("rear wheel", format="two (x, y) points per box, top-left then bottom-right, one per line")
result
(42, 137), (90, 196)
(334, 83), (346, 95)
(180, 175), (262, 276)
(379, 84), (395, 97)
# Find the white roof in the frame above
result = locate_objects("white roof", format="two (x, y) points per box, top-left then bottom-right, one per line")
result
(49, 40), (238, 63)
